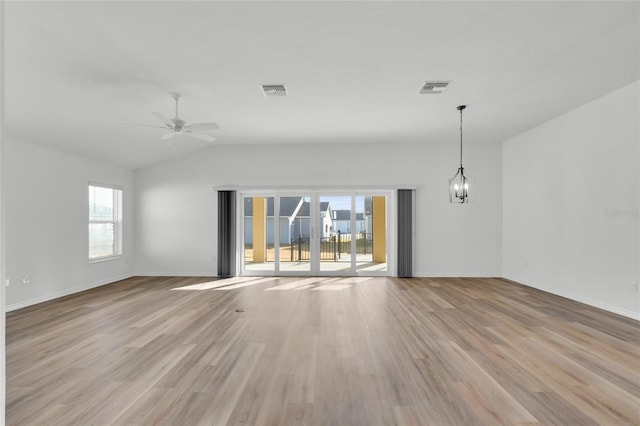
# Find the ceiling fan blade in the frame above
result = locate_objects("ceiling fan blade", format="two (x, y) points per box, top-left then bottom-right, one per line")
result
(124, 123), (167, 129)
(189, 132), (216, 142)
(152, 112), (174, 128)
(160, 132), (176, 140)
(188, 122), (220, 131)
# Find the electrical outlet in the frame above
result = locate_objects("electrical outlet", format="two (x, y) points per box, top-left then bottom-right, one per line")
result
(5, 279), (9, 287)
(631, 280), (638, 293)
(22, 275), (30, 285)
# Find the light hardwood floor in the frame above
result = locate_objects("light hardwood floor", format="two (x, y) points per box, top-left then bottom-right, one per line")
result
(6, 276), (640, 425)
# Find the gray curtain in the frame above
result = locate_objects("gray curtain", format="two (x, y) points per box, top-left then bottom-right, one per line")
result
(397, 189), (414, 277)
(217, 190), (236, 277)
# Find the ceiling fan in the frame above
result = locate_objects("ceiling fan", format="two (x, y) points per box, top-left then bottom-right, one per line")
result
(130, 92), (220, 142)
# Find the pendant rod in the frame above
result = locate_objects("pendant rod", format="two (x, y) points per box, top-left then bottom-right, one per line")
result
(457, 105), (466, 168)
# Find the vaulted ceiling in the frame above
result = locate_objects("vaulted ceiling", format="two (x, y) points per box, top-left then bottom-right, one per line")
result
(4, 1), (639, 169)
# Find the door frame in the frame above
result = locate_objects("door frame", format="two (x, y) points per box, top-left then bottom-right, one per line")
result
(237, 189), (396, 277)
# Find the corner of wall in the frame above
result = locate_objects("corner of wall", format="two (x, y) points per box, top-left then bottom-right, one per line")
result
(501, 80), (640, 320)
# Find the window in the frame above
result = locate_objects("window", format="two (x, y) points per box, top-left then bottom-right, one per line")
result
(88, 184), (122, 261)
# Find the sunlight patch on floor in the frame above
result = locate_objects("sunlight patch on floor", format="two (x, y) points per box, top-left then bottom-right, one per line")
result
(170, 276), (261, 291)
(267, 277), (354, 292)
(172, 276), (370, 292)
(266, 277), (332, 291)
(311, 284), (351, 291)
(213, 277), (274, 290)
(294, 284), (315, 290)
(333, 277), (373, 284)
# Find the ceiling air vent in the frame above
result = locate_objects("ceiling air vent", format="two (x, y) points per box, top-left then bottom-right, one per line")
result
(261, 84), (288, 97)
(420, 81), (451, 94)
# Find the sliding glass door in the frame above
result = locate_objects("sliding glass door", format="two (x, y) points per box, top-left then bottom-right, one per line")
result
(240, 191), (390, 276)
(278, 195), (312, 274)
(243, 196), (276, 273)
(318, 195), (352, 274)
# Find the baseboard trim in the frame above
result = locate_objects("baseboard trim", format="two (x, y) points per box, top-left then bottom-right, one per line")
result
(134, 271), (216, 277)
(503, 275), (640, 321)
(414, 272), (501, 278)
(6, 274), (134, 312)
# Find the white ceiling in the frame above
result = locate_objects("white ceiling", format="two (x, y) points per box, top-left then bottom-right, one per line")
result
(4, 1), (639, 170)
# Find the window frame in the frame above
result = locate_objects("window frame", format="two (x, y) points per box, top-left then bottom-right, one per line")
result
(88, 183), (123, 263)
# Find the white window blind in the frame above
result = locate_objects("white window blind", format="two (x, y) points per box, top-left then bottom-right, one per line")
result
(89, 185), (122, 260)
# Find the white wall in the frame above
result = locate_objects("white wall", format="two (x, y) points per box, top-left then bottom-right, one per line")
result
(503, 81), (640, 319)
(134, 140), (502, 277)
(3, 138), (135, 310)
(0, 0), (5, 410)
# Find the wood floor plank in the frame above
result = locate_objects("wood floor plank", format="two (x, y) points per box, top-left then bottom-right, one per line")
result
(6, 276), (640, 425)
